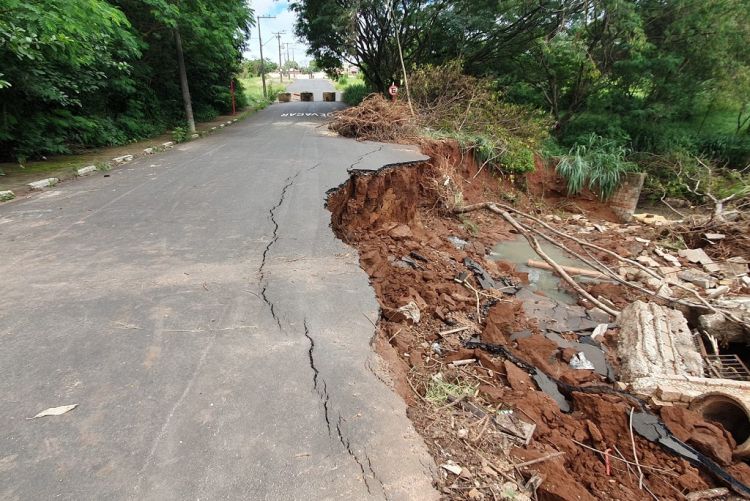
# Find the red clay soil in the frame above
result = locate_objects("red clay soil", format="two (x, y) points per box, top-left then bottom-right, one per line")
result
(328, 139), (749, 500)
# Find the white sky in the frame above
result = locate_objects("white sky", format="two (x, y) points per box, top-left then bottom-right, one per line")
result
(244, 0), (311, 65)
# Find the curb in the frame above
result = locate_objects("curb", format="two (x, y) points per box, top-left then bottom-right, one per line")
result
(28, 178), (59, 190)
(1, 112), (247, 204)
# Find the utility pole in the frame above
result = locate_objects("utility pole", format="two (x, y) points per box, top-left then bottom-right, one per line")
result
(273, 32), (285, 82)
(256, 15), (275, 98)
(285, 43), (291, 65)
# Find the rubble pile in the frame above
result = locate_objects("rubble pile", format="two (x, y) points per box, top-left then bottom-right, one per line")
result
(328, 141), (750, 500)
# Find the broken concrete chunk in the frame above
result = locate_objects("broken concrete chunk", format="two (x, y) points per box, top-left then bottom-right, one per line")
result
(636, 255), (660, 268)
(396, 301), (421, 324)
(704, 233), (725, 241)
(677, 269), (716, 289)
(143, 147), (155, 155)
(679, 248), (714, 266)
(717, 260), (749, 278)
(654, 247), (681, 267)
(706, 286), (730, 299)
(440, 462), (462, 476)
(570, 352), (595, 370)
(161, 141), (175, 148)
(0, 190), (15, 201)
(698, 312), (747, 344)
(616, 301), (703, 381)
(633, 213), (670, 226)
(447, 235), (468, 249)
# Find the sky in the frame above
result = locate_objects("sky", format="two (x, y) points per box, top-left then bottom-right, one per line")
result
(244, 0), (311, 66)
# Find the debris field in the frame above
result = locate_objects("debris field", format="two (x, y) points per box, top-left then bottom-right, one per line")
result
(328, 138), (750, 500)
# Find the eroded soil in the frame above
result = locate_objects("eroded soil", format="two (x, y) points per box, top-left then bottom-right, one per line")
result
(328, 140), (750, 500)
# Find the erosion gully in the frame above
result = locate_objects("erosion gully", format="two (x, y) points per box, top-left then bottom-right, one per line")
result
(326, 140), (750, 500)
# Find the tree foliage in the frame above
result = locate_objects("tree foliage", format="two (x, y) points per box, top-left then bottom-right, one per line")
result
(294, 0), (750, 174)
(0, 0), (253, 160)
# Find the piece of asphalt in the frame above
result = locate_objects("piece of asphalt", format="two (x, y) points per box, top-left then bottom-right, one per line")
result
(0, 79), (438, 500)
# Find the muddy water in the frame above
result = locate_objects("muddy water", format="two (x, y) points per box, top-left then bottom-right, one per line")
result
(489, 238), (600, 304)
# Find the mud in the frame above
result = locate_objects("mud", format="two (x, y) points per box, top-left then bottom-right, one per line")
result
(327, 140), (749, 500)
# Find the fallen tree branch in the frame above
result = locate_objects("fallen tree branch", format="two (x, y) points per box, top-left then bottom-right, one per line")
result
(507, 451), (565, 471)
(499, 210), (620, 316)
(455, 201), (750, 330)
(527, 259), (608, 279)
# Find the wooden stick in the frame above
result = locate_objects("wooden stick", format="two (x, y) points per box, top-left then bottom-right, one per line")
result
(500, 211), (620, 316)
(506, 451), (565, 471)
(526, 259), (608, 279)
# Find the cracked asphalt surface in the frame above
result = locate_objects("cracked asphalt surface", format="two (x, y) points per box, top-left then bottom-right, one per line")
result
(0, 79), (438, 500)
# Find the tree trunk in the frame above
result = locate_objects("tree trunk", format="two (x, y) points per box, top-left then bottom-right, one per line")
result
(174, 27), (196, 133)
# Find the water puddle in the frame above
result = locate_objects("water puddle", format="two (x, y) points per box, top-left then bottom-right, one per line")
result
(489, 238), (601, 304)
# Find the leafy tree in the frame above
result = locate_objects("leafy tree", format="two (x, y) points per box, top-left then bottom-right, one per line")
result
(244, 58), (278, 76)
(291, 0), (449, 93)
(0, 0), (253, 160)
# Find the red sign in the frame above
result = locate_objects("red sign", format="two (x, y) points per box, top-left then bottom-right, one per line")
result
(388, 84), (399, 96)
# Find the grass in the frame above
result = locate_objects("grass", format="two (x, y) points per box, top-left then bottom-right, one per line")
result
(334, 74), (365, 91)
(240, 76), (287, 106)
(425, 374), (477, 405)
(0, 108), (257, 194)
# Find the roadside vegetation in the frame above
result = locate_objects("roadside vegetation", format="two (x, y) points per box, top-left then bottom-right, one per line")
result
(0, 0), (253, 163)
(293, 0), (750, 207)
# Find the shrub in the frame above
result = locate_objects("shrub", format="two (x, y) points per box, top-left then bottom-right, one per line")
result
(556, 133), (637, 199)
(342, 83), (370, 106)
(171, 126), (189, 143)
(408, 61), (549, 174)
(699, 134), (750, 168)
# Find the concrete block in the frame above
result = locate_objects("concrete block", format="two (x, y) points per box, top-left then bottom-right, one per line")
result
(323, 91), (336, 102)
(76, 165), (97, 176)
(28, 178), (59, 190)
(0, 190), (15, 201)
(656, 386), (683, 402)
(143, 147), (154, 155)
(678, 269), (716, 289)
(278, 93), (291, 102)
(161, 141), (174, 148)
(300, 92), (314, 102)
(616, 301), (703, 381)
(112, 155), (133, 164)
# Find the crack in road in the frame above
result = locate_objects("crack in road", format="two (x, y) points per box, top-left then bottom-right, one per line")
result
(303, 319), (332, 434)
(258, 163), (320, 329)
(258, 171), (301, 328)
(259, 163), (386, 498)
(349, 145), (384, 171)
(305, 319), (387, 499)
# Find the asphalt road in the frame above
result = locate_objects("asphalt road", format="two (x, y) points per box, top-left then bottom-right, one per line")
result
(0, 79), (437, 500)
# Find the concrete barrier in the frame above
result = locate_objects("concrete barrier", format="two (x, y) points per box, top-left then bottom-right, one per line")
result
(300, 92), (314, 102)
(323, 92), (336, 102)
